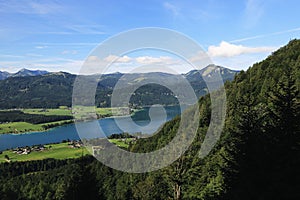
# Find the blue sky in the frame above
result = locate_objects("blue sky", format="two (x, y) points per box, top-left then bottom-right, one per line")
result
(0, 0), (300, 73)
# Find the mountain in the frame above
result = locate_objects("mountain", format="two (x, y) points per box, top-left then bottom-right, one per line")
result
(0, 72), (75, 108)
(130, 39), (300, 199)
(0, 71), (11, 80)
(0, 40), (299, 200)
(0, 66), (238, 109)
(11, 68), (49, 77)
(0, 68), (49, 80)
(184, 64), (239, 82)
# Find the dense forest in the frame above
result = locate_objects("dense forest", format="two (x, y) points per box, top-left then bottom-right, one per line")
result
(0, 39), (299, 199)
(0, 110), (72, 124)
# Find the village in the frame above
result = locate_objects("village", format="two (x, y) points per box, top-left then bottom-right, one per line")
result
(11, 140), (84, 155)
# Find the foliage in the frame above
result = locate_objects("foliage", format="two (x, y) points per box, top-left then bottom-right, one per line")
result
(0, 40), (299, 199)
(0, 110), (73, 124)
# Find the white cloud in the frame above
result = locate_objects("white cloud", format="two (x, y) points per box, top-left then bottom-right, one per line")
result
(79, 56), (109, 74)
(163, 2), (180, 17)
(189, 51), (210, 62)
(104, 55), (132, 63)
(35, 45), (48, 49)
(208, 41), (276, 58)
(0, 54), (195, 74)
(78, 55), (193, 74)
(85, 55), (102, 67)
(135, 56), (178, 65)
(85, 55), (181, 66)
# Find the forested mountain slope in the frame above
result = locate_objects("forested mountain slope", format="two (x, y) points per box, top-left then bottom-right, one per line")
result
(0, 66), (237, 109)
(131, 39), (300, 199)
(0, 40), (299, 200)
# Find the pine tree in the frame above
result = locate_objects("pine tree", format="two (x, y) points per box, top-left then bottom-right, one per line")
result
(267, 67), (299, 150)
(263, 66), (300, 199)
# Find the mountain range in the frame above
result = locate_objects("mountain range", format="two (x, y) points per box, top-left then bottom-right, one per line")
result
(1, 39), (299, 199)
(0, 65), (239, 108)
(0, 68), (49, 80)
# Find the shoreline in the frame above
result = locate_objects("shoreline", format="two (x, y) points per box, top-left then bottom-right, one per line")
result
(0, 107), (141, 135)
(0, 120), (74, 135)
(0, 135), (136, 160)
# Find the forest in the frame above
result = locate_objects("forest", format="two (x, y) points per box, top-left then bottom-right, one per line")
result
(0, 110), (72, 124)
(0, 39), (299, 199)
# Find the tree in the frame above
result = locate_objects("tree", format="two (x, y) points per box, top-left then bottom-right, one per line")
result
(163, 154), (192, 200)
(266, 67), (300, 150)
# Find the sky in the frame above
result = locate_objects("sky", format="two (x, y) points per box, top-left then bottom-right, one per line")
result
(0, 0), (300, 74)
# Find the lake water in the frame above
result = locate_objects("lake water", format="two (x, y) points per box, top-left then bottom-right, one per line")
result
(0, 106), (182, 151)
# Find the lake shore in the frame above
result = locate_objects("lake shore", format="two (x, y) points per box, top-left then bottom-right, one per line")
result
(0, 136), (135, 163)
(0, 107), (141, 135)
(0, 105), (180, 152)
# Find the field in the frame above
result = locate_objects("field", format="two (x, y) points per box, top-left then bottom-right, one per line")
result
(0, 120), (73, 134)
(0, 139), (131, 163)
(0, 122), (45, 134)
(109, 138), (134, 148)
(22, 107), (128, 116)
(0, 142), (89, 163)
(0, 106), (135, 134)
(22, 108), (72, 116)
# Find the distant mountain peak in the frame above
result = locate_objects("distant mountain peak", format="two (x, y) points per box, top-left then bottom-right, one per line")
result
(184, 64), (240, 82)
(0, 71), (11, 80)
(12, 70), (47, 77)
(0, 68), (49, 80)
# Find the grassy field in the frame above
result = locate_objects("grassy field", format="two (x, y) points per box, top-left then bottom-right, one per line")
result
(0, 142), (90, 163)
(0, 139), (132, 163)
(0, 122), (44, 134)
(0, 106), (135, 134)
(22, 107), (131, 117)
(0, 120), (73, 134)
(22, 108), (72, 116)
(109, 138), (134, 148)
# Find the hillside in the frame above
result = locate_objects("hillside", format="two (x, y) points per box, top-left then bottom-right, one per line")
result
(184, 64), (239, 82)
(0, 40), (298, 199)
(0, 72), (75, 108)
(130, 39), (300, 199)
(0, 66), (238, 109)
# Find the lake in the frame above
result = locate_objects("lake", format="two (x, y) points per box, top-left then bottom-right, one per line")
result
(0, 105), (182, 151)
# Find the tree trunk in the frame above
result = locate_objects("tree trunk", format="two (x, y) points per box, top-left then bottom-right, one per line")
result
(174, 183), (181, 200)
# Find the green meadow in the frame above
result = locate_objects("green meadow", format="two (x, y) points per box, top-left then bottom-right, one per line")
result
(0, 142), (89, 163)
(0, 138), (131, 163)
(0, 107), (135, 134)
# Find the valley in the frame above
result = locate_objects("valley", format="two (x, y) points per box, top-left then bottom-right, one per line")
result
(0, 39), (298, 200)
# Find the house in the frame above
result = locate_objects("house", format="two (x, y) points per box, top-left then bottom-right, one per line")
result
(92, 145), (105, 156)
